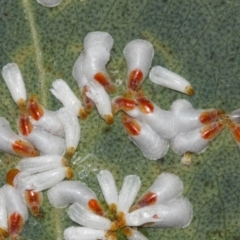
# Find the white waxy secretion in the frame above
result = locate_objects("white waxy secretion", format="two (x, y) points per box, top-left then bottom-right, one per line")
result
(47, 180), (99, 208)
(2, 184), (29, 237)
(123, 39), (154, 91)
(1, 63), (27, 108)
(36, 0), (62, 7)
(124, 228), (149, 240)
(171, 122), (224, 155)
(149, 66), (194, 95)
(17, 155), (67, 174)
(117, 175), (141, 214)
(0, 117), (38, 157)
(171, 99), (222, 134)
(84, 31), (114, 52)
(64, 226), (108, 240)
(50, 79), (86, 119)
(57, 107), (81, 157)
(97, 170), (118, 209)
(122, 115), (169, 160)
(126, 198), (193, 228)
(0, 187), (8, 237)
(68, 203), (112, 231)
(86, 81), (113, 124)
(228, 108), (240, 123)
(14, 167), (72, 193)
(132, 173), (183, 210)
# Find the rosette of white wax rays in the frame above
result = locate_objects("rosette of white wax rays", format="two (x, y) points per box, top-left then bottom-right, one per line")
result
(73, 32), (115, 124)
(59, 170), (193, 240)
(5, 155), (73, 216)
(0, 184), (29, 239)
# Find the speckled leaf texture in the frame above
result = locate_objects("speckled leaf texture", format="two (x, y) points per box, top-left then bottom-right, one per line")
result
(0, 0), (239, 239)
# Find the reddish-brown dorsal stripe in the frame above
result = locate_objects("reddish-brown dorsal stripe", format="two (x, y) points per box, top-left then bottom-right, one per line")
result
(122, 115), (141, 136)
(230, 122), (240, 142)
(6, 169), (20, 186)
(199, 110), (222, 124)
(12, 140), (39, 157)
(28, 95), (44, 121)
(18, 113), (33, 136)
(137, 192), (157, 208)
(201, 122), (224, 140)
(8, 212), (23, 237)
(137, 97), (154, 114)
(25, 190), (42, 216)
(114, 97), (136, 110)
(88, 199), (104, 216)
(127, 69), (143, 91)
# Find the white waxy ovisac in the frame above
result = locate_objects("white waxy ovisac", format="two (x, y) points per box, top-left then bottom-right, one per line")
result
(123, 39), (154, 91)
(20, 127), (66, 156)
(122, 115), (169, 160)
(171, 99), (205, 134)
(57, 107), (81, 156)
(136, 99), (177, 140)
(47, 180), (99, 208)
(97, 170), (118, 209)
(124, 228), (149, 240)
(86, 81), (114, 124)
(64, 226), (107, 240)
(132, 173), (183, 210)
(83, 31), (114, 52)
(171, 122), (224, 155)
(0, 187), (8, 237)
(17, 155), (68, 174)
(50, 79), (86, 119)
(68, 203), (112, 231)
(117, 175), (141, 214)
(126, 198), (193, 228)
(36, 0), (62, 7)
(2, 185), (28, 237)
(73, 52), (88, 88)
(0, 117), (37, 157)
(149, 66), (194, 95)
(14, 167), (72, 193)
(1, 63), (27, 108)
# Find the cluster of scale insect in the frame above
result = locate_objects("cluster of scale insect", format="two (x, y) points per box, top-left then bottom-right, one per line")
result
(0, 30), (240, 239)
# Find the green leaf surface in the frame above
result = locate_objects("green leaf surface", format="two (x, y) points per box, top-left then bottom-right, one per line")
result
(0, 0), (240, 239)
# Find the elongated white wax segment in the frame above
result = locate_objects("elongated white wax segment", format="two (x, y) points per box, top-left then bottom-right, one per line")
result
(68, 203), (112, 230)
(86, 81), (114, 124)
(0, 117), (39, 157)
(171, 99), (223, 134)
(73, 52), (95, 114)
(17, 155), (68, 174)
(28, 95), (64, 137)
(136, 96), (177, 140)
(50, 79), (87, 119)
(84, 31), (114, 52)
(171, 121), (225, 155)
(117, 175), (141, 214)
(1, 63), (27, 108)
(122, 114), (169, 160)
(2, 184), (28, 238)
(123, 228), (149, 240)
(149, 66), (194, 95)
(126, 198), (193, 228)
(131, 173), (183, 211)
(36, 0), (62, 7)
(228, 108), (240, 123)
(57, 107), (81, 157)
(0, 187), (8, 238)
(124, 39), (154, 91)
(64, 226), (108, 240)
(14, 167), (73, 193)
(97, 170), (118, 211)
(47, 180), (104, 216)
(17, 112), (66, 156)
